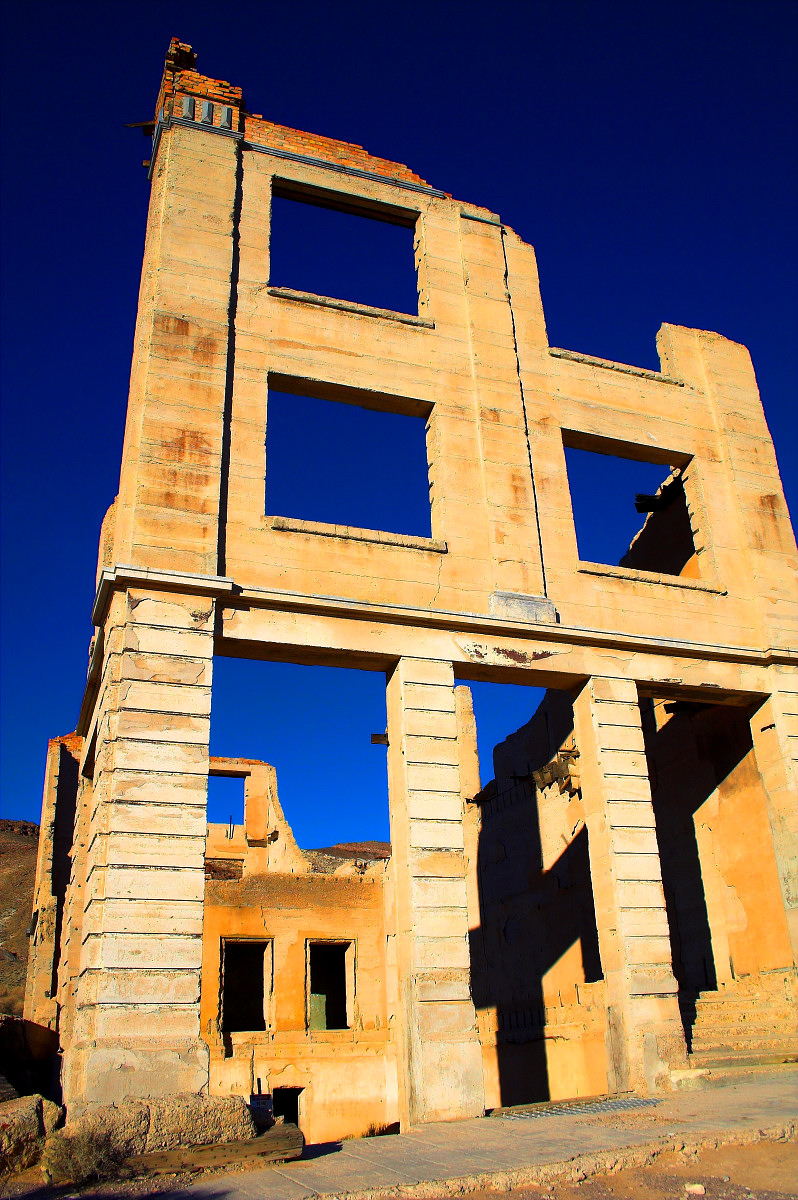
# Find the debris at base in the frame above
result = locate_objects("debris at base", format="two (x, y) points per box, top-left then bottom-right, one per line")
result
(124, 1121), (304, 1175)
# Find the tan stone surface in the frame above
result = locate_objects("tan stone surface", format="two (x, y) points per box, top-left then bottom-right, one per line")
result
(23, 37), (797, 1143)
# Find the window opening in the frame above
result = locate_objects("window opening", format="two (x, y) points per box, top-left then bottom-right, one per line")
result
(210, 658), (390, 849)
(272, 1087), (303, 1126)
(308, 942), (350, 1030)
(265, 387), (432, 537)
(207, 774), (245, 828)
(563, 440), (698, 577)
(269, 187), (418, 314)
(221, 940), (270, 1033)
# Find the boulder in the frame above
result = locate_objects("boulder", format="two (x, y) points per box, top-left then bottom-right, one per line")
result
(40, 1093), (257, 1182)
(144, 1093), (257, 1152)
(70, 1099), (150, 1159)
(0, 1093), (63, 1171)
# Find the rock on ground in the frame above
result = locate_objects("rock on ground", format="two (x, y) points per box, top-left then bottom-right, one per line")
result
(0, 1093), (62, 1171)
(40, 1093), (257, 1181)
(144, 1093), (257, 1152)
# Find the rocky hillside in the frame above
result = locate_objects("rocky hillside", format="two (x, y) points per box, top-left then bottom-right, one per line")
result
(0, 820), (39, 1015)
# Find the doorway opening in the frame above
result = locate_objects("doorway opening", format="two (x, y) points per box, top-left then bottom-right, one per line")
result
(460, 678), (605, 1108)
(272, 1086), (303, 1127)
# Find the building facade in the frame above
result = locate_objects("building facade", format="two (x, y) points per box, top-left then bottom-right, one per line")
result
(25, 40), (798, 1136)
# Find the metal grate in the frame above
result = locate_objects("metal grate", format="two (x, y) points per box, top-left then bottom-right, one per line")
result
(496, 1096), (660, 1120)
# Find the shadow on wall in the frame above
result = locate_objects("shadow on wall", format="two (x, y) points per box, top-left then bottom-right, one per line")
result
(467, 689), (604, 1107)
(640, 697), (794, 1046)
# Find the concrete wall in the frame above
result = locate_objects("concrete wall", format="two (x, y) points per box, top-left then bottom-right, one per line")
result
(26, 38), (798, 1122)
(194, 756), (395, 1144)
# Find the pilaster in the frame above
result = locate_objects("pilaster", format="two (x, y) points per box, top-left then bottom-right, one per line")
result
(573, 675), (687, 1092)
(386, 658), (485, 1126)
(61, 588), (214, 1107)
(751, 670), (798, 962)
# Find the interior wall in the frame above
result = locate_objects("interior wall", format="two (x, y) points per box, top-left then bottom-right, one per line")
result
(466, 689), (607, 1107)
(642, 700), (793, 991)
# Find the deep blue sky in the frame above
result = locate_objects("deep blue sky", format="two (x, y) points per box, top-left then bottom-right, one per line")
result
(1, 1), (796, 839)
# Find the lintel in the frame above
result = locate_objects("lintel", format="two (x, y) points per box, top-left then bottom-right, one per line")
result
(268, 371), (433, 419)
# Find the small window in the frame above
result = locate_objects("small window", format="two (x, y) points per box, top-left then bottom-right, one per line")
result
(269, 182), (418, 314)
(563, 437), (699, 578)
(221, 940), (271, 1033)
(308, 942), (351, 1030)
(207, 774), (245, 826)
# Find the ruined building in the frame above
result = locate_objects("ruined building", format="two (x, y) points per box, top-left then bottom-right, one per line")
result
(25, 41), (798, 1139)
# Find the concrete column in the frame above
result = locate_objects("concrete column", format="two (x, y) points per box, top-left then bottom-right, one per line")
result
(61, 587), (213, 1108)
(386, 658), (485, 1126)
(573, 676), (687, 1093)
(751, 672), (798, 963)
(24, 736), (81, 1029)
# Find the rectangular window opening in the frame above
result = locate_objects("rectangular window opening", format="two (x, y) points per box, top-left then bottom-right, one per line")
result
(221, 939), (271, 1033)
(265, 381), (432, 538)
(308, 941), (351, 1030)
(210, 657), (391, 852)
(269, 181), (419, 315)
(563, 436), (699, 578)
(207, 773), (245, 828)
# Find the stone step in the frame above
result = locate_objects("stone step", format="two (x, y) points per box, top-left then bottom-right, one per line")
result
(689, 1019), (798, 1033)
(690, 999), (794, 1014)
(690, 1038), (798, 1055)
(684, 1007), (794, 1026)
(689, 1024), (797, 1040)
(683, 995), (795, 1012)
(688, 1048), (798, 1069)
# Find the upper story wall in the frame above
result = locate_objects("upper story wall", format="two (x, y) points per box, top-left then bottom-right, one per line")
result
(106, 41), (798, 658)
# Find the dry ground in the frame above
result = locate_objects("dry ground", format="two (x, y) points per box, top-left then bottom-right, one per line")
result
(3, 1135), (796, 1199)
(433, 1138), (798, 1200)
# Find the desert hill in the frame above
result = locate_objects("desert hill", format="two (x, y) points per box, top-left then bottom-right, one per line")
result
(0, 820), (39, 1015)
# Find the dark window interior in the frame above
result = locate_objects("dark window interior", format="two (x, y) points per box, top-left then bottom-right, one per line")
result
(564, 443), (698, 577)
(265, 389), (432, 536)
(272, 1086), (303, 1126)
(222, 940), (267, 1032)
(309, 942), (349, 1030)
(269, 191), (418, 314)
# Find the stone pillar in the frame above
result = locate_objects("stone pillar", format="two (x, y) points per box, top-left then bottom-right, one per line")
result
(24, 736), (81, 1029)
(573, 676), (686, 1093)
(61, 587), (213, 1108)
(386, 658), (485, 1126)
(750, 673), (798, 963)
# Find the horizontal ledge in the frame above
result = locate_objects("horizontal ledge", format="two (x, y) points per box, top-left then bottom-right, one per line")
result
(92, 564), (235, 626)
(222, 583), (790, 666)
(549, 346), (685, 386)
(269, 516), (447, 553)
(460, 210), (503, 227)
(243, 139), (448, 198)
(577, 561), (726, 594)
(267, 287), (435, 327)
